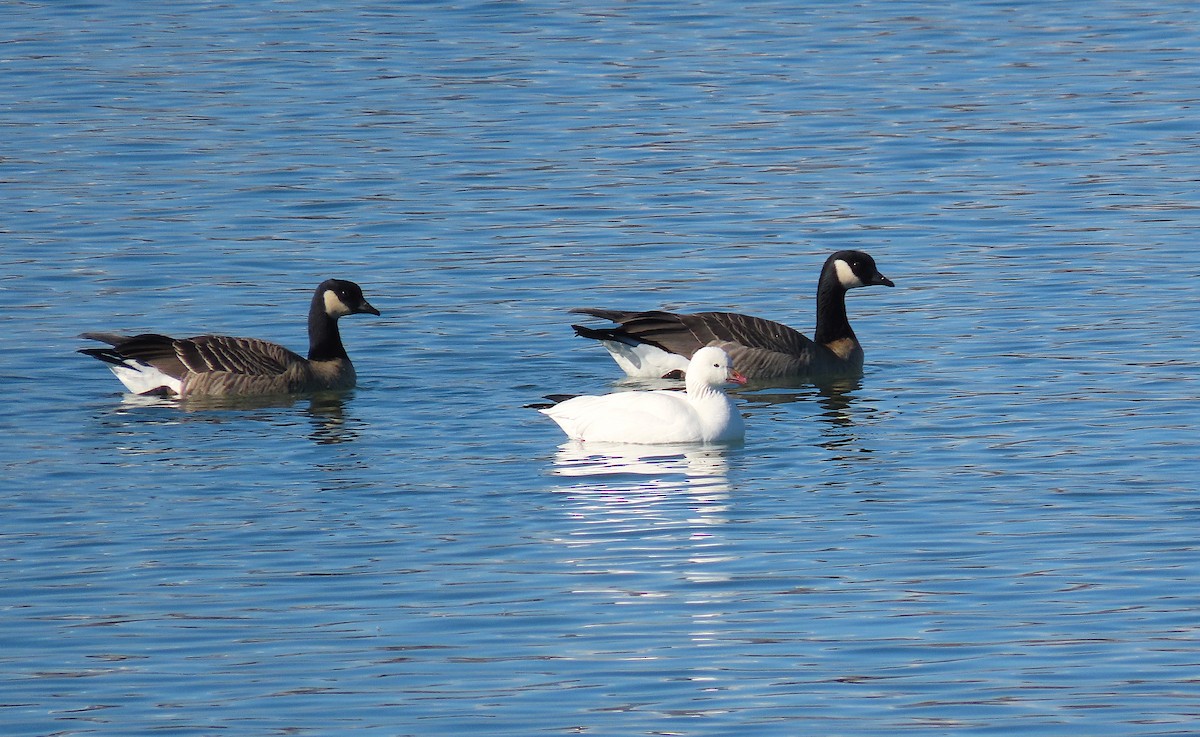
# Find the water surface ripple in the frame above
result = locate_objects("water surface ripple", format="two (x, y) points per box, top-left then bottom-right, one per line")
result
(2, 2), (1199, 736)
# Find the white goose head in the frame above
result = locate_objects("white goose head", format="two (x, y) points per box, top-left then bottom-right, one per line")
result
(688, 346), (748, 392)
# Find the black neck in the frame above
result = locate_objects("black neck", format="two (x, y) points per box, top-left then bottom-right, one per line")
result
(307, 294), (347, 362)
(812, 271), (855, 346)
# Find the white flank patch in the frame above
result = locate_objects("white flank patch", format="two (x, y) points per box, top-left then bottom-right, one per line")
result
(109, 361), (182, 396)
(601, 340), (690, 378)
(324, 289), (352, 317)
(834, 258), (864, 289)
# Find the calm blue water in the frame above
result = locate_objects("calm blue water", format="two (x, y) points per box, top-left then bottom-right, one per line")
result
(3, 2), (1199, 735)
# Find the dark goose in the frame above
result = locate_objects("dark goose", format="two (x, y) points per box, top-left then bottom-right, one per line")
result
(80, 279), (379, 398)
(571, 250), (892, 381)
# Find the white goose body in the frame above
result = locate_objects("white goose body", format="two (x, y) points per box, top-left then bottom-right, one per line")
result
(79, 279), (379, 399)
(540, 346), (747, 444)
(571, 250), (893, 381)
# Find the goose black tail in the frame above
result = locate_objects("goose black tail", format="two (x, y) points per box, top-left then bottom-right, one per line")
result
(525, 394), (579, 410)
(77, 347), (129, 367)
(571, 324), (642, 347)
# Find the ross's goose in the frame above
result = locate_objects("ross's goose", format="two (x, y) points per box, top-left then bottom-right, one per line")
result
(539, 346), (747, 444)
(79, 279), (379, 398)
(571, 250), (893, 381)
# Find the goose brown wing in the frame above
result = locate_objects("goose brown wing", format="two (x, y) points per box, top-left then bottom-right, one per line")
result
(175, 335), (302, 376)
(571, 308), (814, 358)
(705, 341), (813, 379)
(685, 312), (814, 355)
(583, 310), (713, 356)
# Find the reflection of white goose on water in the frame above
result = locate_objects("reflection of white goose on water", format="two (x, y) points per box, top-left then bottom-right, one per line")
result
(547, 442), (735, 592)
(551, 440), (732, 480)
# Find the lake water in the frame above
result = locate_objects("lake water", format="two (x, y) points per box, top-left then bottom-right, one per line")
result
(2, 2), (1199, 735)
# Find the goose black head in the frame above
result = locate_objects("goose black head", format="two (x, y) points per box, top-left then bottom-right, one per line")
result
(828, 250), (894, 290)
(318, 279), (381, 318)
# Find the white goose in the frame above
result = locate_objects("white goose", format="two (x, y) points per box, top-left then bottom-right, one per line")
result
(79, 279), (379, 398)
(539, 346), (747, 444)
(571, 250), (893, 381)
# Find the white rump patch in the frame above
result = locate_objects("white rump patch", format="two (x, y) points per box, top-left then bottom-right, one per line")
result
(323, 289), (352, 317)
(834, 258), (865, 289)
(108, 361), (183, 396)
(600, 340), (690, 379)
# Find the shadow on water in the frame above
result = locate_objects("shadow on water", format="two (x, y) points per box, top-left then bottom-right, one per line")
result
(609, 372), (864, 429)
(598, 373), (872, 457)
(738, 376), (875, 460)
(739, 375), (863, 426)
(99, 390), (361, 445)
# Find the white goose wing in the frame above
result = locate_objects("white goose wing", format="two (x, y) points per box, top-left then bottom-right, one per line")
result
(541, 390), (703, 444)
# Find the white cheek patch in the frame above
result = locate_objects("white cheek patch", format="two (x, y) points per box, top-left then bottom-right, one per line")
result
(323, 289), (352, 317)
(834, 259), (865, 288)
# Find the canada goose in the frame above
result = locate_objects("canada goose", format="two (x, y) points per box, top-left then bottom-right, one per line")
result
(539, 346), (747, 444)
(79, 279), (380, 398)
(571, 250), (893, 381)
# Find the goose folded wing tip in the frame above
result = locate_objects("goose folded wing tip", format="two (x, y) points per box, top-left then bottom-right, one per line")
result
(572, 323), (624, 342)
(568, 307), (629, 321)
(77, 346), (124, 365)
(79, 331), (145, 346)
